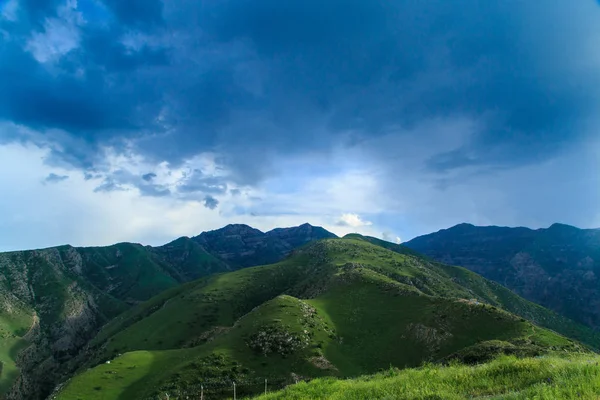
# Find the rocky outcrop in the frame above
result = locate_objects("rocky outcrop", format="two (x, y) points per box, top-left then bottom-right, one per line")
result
(0, 249), (120, 400)
(193, 223), (337, 267)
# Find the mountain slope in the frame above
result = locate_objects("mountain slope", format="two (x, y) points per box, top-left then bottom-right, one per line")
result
(347, 234), (600, 348)
(0, 294), (32, 396)
(0, 240), (231, 399)
(405, 223), (600, 329)
(0, 223), (333, 400)
(56, 238), (592, 400)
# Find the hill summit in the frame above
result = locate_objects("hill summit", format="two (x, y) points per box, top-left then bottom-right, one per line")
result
(192, 223), (337, 267)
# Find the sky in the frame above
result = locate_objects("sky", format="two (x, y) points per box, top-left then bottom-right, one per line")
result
(1, 0), (600, 251)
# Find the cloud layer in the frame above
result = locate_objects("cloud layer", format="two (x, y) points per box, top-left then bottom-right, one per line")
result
(1, 0), (599, 250)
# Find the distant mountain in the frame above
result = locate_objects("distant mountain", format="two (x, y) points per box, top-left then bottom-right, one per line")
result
(0, 223), (334, 400)
(55, 236), (594, 400)
(405, 223), (600, 330)
(193, 222), (338, 267)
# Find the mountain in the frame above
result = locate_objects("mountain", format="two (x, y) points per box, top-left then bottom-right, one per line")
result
(405, 223), (600, 330)
(54, 236), (594, 400)
(0, 241), (223, 399)
(0, 224), (334, 400)
(192, 223), (337, 267)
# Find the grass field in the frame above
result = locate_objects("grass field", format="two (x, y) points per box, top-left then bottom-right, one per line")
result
(253, 354), (600, 399)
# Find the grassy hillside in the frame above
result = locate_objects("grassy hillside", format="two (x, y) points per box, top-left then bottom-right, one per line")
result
(0, 223), (335, 399)
(56, 238), (591, 400)
(0, 240), (227, 399)
(348, 234), (600, 348)
(404, 223), (600, 330)
(0, 294), (33, 395)
(253, 354), (600, 399)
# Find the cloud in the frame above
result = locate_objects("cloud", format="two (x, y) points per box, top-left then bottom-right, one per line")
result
(44, 172), (69, 183)
(2, 0), (598, 186)
(25, 0), (83, 63)
(102, 0), (163, 29)
(0, 0), (599, 250)
(203, 195), (219, 210)
(178, 173), (228, 194)
(336, 213), (373, 228)
(0, 142), (369, 251)
(93, 179), (126, 193)
(382, 232), (402, 244)
(142, 172), (156, 181)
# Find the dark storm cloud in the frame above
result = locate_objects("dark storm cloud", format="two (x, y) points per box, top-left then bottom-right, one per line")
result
(2, 0), (599, 186)
(202, 0), (389, 54)
(19, 0), (62, 26)
(203, 195), (219, 210)
(192, 0), (599, 173)
(102, 0), (163, 29)
(0, 40), (162, 135)
(81, 28), (170, 72)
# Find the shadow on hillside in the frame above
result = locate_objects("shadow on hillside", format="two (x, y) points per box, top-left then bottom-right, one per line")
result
(0, 337), (29, 395)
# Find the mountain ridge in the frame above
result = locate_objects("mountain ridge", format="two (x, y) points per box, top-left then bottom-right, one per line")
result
(2, 221), (599, 399)
(192, 223), (337, 267)
(0, 223), (336, 400)
(55, 236), (593, 399)
(405, 222), (600, 330)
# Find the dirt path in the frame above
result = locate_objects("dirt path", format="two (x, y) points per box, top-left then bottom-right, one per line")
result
(524, 323), (536, 342)
(23, 312), (39, 341)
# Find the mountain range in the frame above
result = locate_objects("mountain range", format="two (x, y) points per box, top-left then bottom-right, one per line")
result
(0, 222), (598, 399)
(405, 223), (600, 330)
(0, 223), (333, 399)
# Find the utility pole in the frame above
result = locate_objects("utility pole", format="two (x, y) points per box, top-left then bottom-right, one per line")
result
(200, 385), (203, 400)
(233, 381), (236, 400)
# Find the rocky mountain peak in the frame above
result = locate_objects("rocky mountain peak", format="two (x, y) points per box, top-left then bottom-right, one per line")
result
(191, 223), (336, 268)
(206, 224), (264, 237)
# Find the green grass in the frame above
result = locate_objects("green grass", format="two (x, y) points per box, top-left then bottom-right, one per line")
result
(347, 235), (600, 349)
(58, 295), (330, 399)
(0, 228), (327, 398)
(88, 257), (314, 360)
(252, 354), (600, 399)
(0, 297), (34, 395)
(56, 238), (594, 400)
(55, 350), (193, 400)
